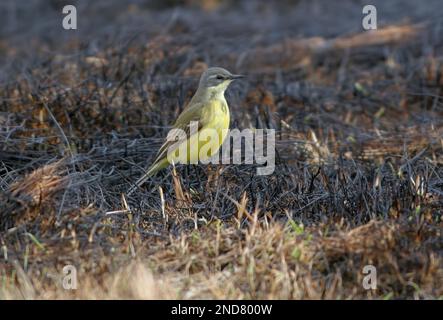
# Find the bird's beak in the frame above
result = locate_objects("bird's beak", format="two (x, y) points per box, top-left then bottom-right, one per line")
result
(229, 74), (245, 80)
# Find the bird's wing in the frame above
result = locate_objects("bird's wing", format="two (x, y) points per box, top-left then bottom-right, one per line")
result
(151, 102), (208, 165)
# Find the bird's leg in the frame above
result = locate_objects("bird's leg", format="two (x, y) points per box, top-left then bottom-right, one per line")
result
(205, 164), (214, 192)
(205, 163), (223, 193)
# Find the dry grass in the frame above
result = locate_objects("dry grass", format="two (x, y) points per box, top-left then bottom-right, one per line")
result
(0, 0), (442, 299)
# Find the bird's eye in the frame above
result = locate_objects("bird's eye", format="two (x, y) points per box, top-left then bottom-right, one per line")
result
(216, 75), (224, 80)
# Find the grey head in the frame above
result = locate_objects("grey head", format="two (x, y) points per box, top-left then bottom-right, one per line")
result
(199, 67), (244, 89)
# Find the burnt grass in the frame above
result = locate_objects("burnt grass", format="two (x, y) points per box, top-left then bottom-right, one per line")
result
(0, 1), (442, 299)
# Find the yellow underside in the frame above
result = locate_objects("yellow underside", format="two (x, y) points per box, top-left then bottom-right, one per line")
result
(168, 103), (230, 164)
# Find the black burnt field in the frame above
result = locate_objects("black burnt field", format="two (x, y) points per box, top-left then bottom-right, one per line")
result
(0, 0), (442, 299)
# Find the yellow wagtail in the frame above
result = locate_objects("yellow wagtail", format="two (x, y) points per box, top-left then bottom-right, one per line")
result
(127, 67), (244, 195)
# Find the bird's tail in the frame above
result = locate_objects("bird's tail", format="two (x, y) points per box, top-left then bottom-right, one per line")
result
(126, 158), (169, 195)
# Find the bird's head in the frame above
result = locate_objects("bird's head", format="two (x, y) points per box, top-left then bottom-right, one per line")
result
(199, 67), (244, 94)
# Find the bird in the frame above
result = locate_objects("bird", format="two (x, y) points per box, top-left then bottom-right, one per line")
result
(127, 67), (244, 195)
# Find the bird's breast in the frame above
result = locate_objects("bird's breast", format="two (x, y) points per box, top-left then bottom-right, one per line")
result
(206, 99), (230, 129)
(205, 99), (230, 148)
